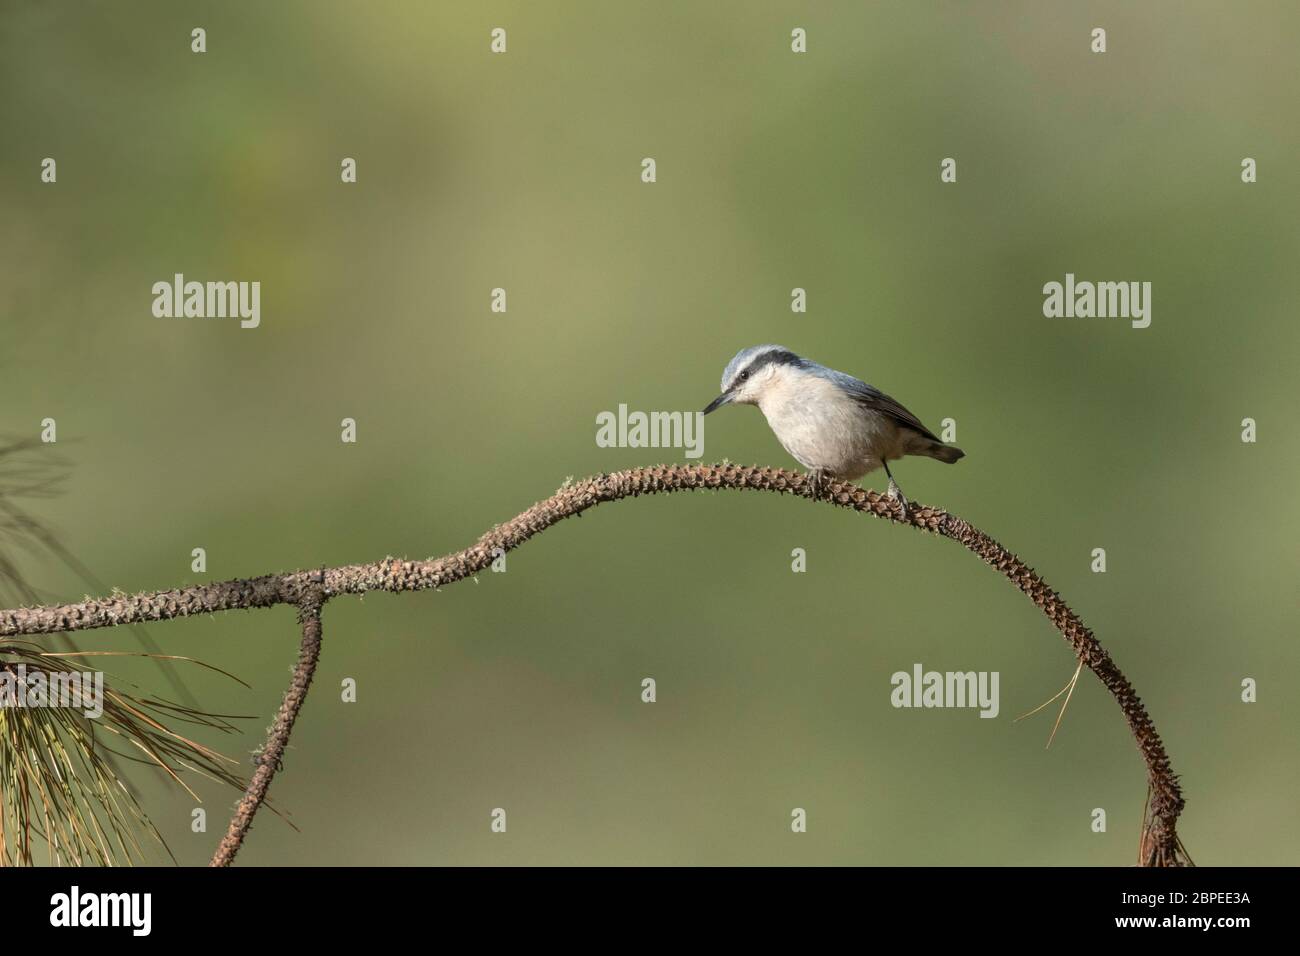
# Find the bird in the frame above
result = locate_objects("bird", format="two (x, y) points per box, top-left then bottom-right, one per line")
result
(702, 345), (963, 515)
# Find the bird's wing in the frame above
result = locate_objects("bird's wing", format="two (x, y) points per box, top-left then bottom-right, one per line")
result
(831, 371), (942, 443)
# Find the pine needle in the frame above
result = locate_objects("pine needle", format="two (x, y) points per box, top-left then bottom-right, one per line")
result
(1014, 658), (1084, 749)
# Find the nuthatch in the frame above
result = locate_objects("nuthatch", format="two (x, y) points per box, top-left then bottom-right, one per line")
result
(702, 345), (964, 514)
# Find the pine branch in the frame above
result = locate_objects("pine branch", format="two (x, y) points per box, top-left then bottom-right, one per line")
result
(0, 463), (1189, 866)
(210, 582), (323, 867)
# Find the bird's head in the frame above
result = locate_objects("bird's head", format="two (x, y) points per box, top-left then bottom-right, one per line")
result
(703, 344), (807, 414)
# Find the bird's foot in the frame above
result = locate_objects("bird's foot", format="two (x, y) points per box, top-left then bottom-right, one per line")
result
(806, 469), (830, 501)
(886, 477), (909, 521)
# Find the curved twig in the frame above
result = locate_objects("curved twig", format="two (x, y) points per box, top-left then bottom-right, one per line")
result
(0, 464), (1188, 865)
(210, 581), (324, 867)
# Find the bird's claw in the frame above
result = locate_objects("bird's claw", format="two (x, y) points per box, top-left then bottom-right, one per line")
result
(806, 469), (830, 501)
(887, 478), (909, 521)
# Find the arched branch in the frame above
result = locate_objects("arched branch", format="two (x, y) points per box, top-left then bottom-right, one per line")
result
(0, 464), (1189, 866)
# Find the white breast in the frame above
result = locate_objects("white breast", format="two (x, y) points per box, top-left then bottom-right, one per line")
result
(757, 371), (901, 480)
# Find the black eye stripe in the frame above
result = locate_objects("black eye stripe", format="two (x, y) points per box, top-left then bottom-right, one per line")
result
(734, 349), (802, 387)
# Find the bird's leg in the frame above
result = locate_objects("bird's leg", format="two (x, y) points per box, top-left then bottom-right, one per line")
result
(882, 460), (909, 520)
(805, 467), (829, 501)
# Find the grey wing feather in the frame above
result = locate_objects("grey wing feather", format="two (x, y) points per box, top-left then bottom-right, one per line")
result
(826, 370), (942, 443)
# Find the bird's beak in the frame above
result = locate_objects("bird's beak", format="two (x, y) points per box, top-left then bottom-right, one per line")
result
(702, 391), (732, 416)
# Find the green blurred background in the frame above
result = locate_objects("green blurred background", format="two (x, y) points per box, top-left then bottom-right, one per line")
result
(2, 0), (1297, 865)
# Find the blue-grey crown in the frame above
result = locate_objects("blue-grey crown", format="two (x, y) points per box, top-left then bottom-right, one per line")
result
(720, 344), (804, 392)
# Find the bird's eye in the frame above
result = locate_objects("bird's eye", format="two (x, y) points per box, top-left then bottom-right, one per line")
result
(738, 371), (749, 382)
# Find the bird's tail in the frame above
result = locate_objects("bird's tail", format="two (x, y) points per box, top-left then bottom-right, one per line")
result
(924, 441), (965, 464)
